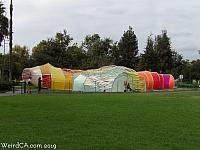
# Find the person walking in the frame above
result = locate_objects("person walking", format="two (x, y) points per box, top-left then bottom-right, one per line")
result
(38, 77), (42, 93)
(27, 77), (32, 94)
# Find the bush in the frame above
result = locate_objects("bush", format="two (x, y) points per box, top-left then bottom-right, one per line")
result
(0, 81), (12, 91)
(177, 82), (199, 88)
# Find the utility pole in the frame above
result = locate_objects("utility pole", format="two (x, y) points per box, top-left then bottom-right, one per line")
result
(9, 0), (13, 82)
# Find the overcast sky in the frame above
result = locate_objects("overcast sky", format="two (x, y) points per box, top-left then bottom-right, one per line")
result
(1, 0), (200, 60)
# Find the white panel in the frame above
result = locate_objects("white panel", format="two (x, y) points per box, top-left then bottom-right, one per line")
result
(73, 75), (87, 92)
(30, 66), (42, 86)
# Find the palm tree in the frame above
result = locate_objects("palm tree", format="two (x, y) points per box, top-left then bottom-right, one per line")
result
(0, 1), (8, 45)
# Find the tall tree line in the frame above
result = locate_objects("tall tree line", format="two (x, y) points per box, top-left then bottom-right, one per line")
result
(32, 27), (139, 70)
(1, 27), (199, 82)
(140, 30), (180, 74)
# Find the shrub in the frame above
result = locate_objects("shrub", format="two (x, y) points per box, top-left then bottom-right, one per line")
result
(0, 81), (12, 91)
(177, 82), (199, 88)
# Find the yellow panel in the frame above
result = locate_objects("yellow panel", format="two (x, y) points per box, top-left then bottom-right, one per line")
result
(65, 76), (73, 91)
(62, 69), (81, 91)
(40, 63), (52, 75)
(51, 66), (65, 90)
(137, 75), (146, 92)
(130, 73), (146, 92)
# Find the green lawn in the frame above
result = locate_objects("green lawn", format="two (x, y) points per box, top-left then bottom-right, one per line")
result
(0, 91), (200, 150)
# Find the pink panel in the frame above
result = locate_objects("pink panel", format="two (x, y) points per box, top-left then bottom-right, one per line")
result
(163, 74), (170, 89)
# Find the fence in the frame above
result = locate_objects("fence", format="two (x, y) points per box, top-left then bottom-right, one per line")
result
(12, 79), (200, 95)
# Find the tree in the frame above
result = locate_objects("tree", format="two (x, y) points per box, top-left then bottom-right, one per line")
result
(0, 1), (9, 80)
(0, 1), (8, 46)
(53, 30), (73, 67)
(154, 30), (173, 73)
(179, 60), (192, 82)
(65, 44), (87, 69)
(32, 40), (55, 66)
(0, 45), (30, 80)
(110, 42), (120, 65)
(12, 45), (30, 79)
(82, 34), (101, 56)
(0, 53), (9, 80)
(118, 26), (139, 68)
(191, 59), (200, 82)
(171, 50), (183, 78)
(139, 35), (159, 71)
(32, 30), (73, 67)
(32, 30), (89, 69)
(82, 34), (113, 68)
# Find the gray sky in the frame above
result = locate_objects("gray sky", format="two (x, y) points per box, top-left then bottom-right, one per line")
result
(2, 0), (200, 60)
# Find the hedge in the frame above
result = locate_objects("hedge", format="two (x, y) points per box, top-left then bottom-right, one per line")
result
(0, 81), (12, 91)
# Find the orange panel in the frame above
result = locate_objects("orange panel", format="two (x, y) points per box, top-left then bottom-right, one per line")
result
(63, 69), (82, 75)
(144, 71), (154, 90)
(169, 75), (175, 89)
(137, 72), (149, 90)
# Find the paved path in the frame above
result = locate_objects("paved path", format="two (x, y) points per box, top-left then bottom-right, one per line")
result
(0, 90), (22, 96)
(0, 89), (40, 96)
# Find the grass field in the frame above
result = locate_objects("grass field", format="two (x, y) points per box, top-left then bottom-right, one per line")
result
(1, 91), (200, 149)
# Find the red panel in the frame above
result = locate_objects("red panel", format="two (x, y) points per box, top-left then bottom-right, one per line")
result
(169, 75), (175, 89)
(159, 74), (164, 89)
(151, 72), (160, 90)
(42, 75), (51, 88)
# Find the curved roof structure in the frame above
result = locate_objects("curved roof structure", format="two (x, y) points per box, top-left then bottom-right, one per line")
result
(22, 63), (174, 92)
(77, 65), (145, 92)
